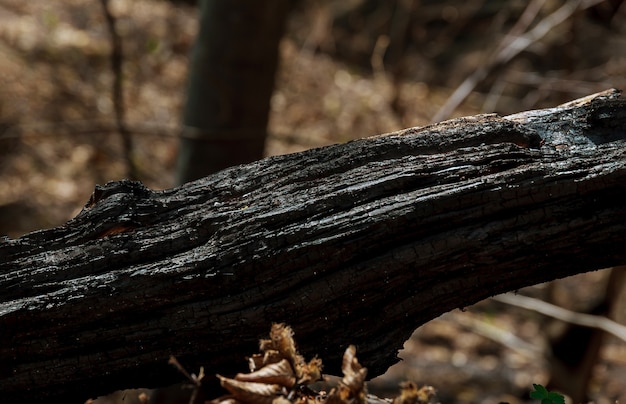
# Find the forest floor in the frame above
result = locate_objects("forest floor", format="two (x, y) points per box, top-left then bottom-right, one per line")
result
(1, 0), (626, 403)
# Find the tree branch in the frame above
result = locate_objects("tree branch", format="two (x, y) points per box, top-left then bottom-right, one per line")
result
(1, 89), (625, 403)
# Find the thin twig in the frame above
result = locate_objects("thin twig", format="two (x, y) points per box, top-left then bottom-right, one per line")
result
(497, 0), (546, 51)
(482, 0), (546, 111)
(0, 120), (179, 139)
(168, 356), (204, 404)
(492, 293), (626, 343)
(371, 35), (390, 77)
(431, 0), (606, 123)
(100, 0), (138, 180)
(448, 311), (546, 358)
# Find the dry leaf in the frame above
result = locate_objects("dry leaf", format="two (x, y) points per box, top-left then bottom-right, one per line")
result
(341, 345), (367, 391)
(272, 396), (293, 404)
(248, 354), (265, 372)
(235, 358), (296, 388)
(218, 375), (284, 404)
(393, 382), (436, 404)
(207, 397), (240, 404)
(261, 324), (303, 370)
(326, 345), (368, 404)
(296, 357), (323, 385)
(247, 350), (286, 372)
(209, 324), (435, 404)
(259, 324), (294, 358)
(259, 323), (322, 384)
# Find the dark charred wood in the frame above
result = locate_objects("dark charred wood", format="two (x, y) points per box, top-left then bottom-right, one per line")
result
(1, 89), (625, 403)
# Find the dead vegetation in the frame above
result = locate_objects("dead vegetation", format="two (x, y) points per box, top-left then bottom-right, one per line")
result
(175, 323), (438, 404)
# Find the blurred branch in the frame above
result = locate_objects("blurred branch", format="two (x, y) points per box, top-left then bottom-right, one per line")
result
(0, 120), (179, 139)
(100, 0), (138, 180)
(448, 311), (546, 358)
(0, 120), (320, 151)
(431, 0), (607, 123)
(492, 292), (626, 343)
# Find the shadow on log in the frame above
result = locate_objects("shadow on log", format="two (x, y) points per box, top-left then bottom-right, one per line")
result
(1, 89), (626, 403)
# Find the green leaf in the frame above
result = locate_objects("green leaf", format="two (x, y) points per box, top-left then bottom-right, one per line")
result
(530, 384), (548, 399)
(547, 391), (566, 404)
(529, 384), (565, 404)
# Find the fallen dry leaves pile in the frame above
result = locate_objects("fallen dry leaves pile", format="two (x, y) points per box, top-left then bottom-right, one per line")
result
(198, 323), (437, 404)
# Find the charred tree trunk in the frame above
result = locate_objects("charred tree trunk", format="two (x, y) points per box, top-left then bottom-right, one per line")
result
(1, 90), (626, 403)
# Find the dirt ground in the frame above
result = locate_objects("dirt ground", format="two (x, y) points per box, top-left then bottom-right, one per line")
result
(1, 1), (626, 402)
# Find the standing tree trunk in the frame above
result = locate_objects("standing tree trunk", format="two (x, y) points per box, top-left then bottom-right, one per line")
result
(1, 90), (626, 403)
(175, 0), (291, 185)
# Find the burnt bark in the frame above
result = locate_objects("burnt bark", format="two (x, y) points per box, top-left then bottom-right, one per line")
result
(1, 90), (626, 403)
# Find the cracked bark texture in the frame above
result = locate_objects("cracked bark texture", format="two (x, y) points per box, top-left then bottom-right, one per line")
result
(1, 89), (625, 403)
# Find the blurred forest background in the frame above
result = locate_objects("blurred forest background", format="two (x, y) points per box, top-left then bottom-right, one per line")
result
(1, 0), (626, 403)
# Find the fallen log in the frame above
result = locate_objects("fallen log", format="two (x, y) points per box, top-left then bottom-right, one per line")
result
(1, 89), (625, 403)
